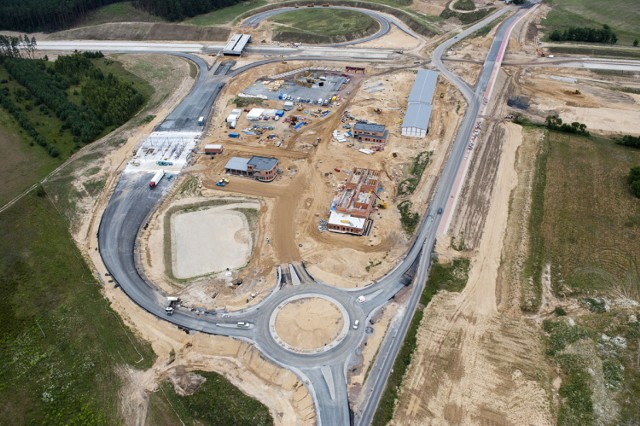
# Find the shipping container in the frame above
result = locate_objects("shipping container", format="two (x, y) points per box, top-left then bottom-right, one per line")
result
(204, 144), (223, 155)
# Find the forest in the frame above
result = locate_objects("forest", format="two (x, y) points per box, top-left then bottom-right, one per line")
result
(0, 0), (244, 31)
(0, 52), (145, 157)
(549, 24), (618, 44)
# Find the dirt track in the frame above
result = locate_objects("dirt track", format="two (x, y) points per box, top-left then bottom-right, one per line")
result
(393, 123), (553, 425)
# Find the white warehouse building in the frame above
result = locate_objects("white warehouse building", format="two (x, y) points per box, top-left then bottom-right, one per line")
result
(401, 69), (438, 138)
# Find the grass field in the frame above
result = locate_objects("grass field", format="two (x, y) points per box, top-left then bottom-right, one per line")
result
(80, 1), (162, 26)
(0, 193), (156, 423)
(270, 8), (379, 43)
(543, 0), (640, 46)
(185, 0), (267, 26)
(147, 371), (273, 425)
(452, 0), (475, 11)
(0, 112), (58, 206)
(0, 56), (152, 206)
(532, 131), (640, 300)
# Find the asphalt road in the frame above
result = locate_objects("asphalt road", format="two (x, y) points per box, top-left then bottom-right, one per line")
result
(92, 4), (539, 425)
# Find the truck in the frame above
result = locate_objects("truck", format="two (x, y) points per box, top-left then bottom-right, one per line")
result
(197, 116), (205, 126)
(149, 170), (165, 188)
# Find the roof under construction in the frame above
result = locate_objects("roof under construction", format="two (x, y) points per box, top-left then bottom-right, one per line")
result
(223, 34), (251, 56)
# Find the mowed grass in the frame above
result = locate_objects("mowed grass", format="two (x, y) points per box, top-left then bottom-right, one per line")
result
(0, 193), (156, 424)
(537, 132), (640, 299)
(185, 0), (267, 26)
(80, 1), (162, 26)
(543, 0), (640, 45)
(147, 371), (273, 425)
(271, 8), (378, 43)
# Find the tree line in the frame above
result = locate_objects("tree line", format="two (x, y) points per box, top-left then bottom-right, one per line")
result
(0, 52), (145, 157)
(545, 115), (590, 136)
(0, 34), (37, 58)
(549, 25), (618, 44)
(0, 0), (244, 31)
(617, 135), (640, 149)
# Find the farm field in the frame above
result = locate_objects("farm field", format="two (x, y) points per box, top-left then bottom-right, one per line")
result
(542, 0), (640, 45)
(535, 131), (640, 299)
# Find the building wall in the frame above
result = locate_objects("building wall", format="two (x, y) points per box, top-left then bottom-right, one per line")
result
(401, 126), (427, 138)
(327, 223), (364, 235)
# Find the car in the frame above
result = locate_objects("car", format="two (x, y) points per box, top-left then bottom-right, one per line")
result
(437, 207), (443, 215)
(352, 320), (360, 330)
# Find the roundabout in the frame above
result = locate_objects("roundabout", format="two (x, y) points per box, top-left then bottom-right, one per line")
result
(271, 294), (349, 354)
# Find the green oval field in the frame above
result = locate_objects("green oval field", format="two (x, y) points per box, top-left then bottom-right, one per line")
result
(269, 9), (380, 44)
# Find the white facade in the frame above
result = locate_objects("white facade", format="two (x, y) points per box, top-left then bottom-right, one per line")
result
(401, 127), (427, 138)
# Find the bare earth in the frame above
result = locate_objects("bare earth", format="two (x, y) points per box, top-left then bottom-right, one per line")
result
(392, 123), (553, 425)
(171, 207), (251, 279)
(275, 298), (344, 350)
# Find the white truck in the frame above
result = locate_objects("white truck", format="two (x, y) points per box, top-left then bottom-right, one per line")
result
(149, 170), (165, 189)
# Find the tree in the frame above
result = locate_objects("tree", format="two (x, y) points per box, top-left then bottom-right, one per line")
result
(634, 39), (639, 47)
(628, 167), (640, 198)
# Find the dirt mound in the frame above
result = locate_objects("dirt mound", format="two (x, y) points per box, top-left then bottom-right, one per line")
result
(168, 366), (207, 396)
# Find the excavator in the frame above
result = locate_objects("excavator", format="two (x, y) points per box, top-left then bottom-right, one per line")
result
(370, 190), (387, 209)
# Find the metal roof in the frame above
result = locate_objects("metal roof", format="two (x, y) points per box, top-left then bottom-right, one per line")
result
(407, 69), (438, 104)
(225, 157), (249, 172)
(402, 103), (433, 131)
(248, 156), (278, 171)
(354, 122), (386, 133)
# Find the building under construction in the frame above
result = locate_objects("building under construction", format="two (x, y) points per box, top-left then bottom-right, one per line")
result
(328, 168), (382, 236)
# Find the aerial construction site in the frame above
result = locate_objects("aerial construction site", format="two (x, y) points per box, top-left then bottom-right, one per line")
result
(6, 0), (639, 424)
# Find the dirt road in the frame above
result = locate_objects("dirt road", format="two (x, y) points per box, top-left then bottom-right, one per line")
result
(392, 123), (553, 425)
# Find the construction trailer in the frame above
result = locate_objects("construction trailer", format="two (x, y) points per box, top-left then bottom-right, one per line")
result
(204, 144), (223, 155)
(223, 33), (251, 56)
(402, 69), (438, 138)
(327, 168), (382, 235)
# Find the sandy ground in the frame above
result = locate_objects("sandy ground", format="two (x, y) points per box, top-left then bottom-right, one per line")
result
(190, 63), (465, 290)
(355, 25), (423, 50)
(514, 68), (640, 136)
(171, 207), (252, 279)
(275, 298), (344, 350)
(392, 122), (553, 424)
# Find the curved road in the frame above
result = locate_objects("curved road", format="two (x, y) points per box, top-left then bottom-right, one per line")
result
(94, 3), (539, 425)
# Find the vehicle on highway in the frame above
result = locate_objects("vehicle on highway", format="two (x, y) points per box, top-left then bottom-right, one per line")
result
(237, 321), (251, 328)
(352, 320), (360, 330)
(437, 207), (443, 215)
(165, 306), (174, 315)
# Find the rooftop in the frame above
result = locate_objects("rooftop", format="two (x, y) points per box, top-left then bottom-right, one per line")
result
(225, 157), (249, 172)
(248, 156), (278, 171)
(407, 69), (438, 104)
(354, 122), (386, 133)
(328, 211), (366, 229)
(402, 103), (433, 131)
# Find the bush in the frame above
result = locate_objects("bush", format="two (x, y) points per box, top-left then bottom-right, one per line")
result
(627, 166), (640, 198)
(554, 306), (567, 316)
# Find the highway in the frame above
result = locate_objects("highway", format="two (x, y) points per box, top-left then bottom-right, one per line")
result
(88, 3), (541, 425)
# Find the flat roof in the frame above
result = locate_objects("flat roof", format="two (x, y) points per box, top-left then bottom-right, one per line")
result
(328, 211), (366, 229)
(205, 144), (222, 149)
(225, 157), (249, 172)
(407, 69), (438, 104)
(402, 103), (433, 131)
(223, 33), (251, 55)
(354, 122), (386, 133)
(248, 156), (278, 171)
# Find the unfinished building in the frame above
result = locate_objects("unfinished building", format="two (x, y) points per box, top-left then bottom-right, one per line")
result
(328, 168), (382, 235)
(353, 123), (388, 144)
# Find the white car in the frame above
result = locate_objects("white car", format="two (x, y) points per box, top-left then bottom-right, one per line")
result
(352, 320), (360, 330)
